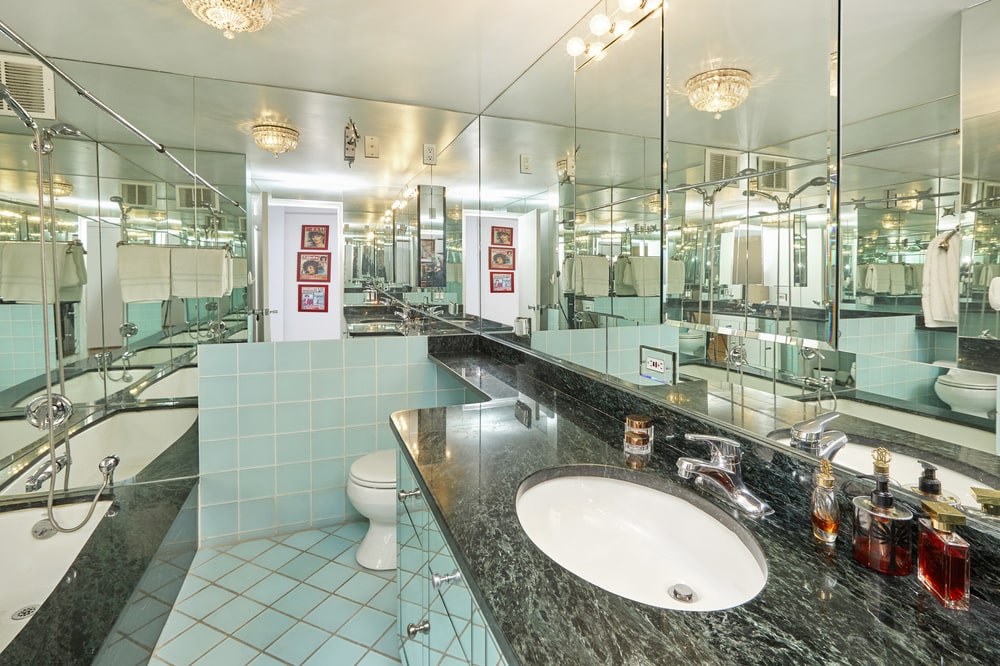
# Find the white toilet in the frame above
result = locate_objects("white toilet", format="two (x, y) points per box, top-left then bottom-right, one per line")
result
(347, 449), (397, 570)
(678, 329), (706, 357)
(933, 361), (998, 419)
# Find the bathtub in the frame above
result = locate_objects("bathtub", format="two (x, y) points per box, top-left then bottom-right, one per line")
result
(0, 501), (112, 652)
(12, 370), (134, 408)
(116, 346), (197, 367)
(0, 407), (198, 498)
(134, 367), (199, 400)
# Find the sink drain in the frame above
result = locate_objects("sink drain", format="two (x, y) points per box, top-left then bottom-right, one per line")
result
(668, 583), (697, 603)
(31, 520), (57, 540)
(11, 606), (38, 621)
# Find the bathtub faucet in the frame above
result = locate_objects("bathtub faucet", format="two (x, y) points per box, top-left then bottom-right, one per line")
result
(25, 455), (68, 492)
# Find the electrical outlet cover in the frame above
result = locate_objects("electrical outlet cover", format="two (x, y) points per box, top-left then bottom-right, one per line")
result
(364, 135), (379, 158)
(423, 143), (437, 165)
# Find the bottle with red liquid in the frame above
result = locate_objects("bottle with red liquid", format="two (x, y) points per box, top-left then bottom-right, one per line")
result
(851, 448), (913, 576)
(811, 458), (840, 544)
(917, 499), (970, 610)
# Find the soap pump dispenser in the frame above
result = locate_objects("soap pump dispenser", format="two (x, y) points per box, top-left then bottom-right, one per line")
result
(851, 448), (913, 576)
(911, 461), (960, 507)
(917, 500), (970, 610)
(811, 458), (840, 544)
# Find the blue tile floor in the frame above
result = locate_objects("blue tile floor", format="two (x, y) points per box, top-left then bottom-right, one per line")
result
(151, 521), (401, 665)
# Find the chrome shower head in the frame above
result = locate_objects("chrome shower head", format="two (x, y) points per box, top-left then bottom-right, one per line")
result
(110, 196), (123, 203)
(48, 122), (82, 137)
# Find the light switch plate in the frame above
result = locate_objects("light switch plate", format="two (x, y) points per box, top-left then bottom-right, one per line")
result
(519, 154), (533, 174)
(364, 135), (379, 158)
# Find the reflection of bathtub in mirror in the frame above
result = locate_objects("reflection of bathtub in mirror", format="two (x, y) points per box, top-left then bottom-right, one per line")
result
(0, 406), (197, 497)
(132, 367), (199, 400)
(113, 346), (197, 367)
(11, 370), (134, 408)
(0, 501), (111, 652)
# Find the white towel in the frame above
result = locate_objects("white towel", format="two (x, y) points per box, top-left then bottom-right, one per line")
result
(231, 256), (248, 289)
(869, 264), (891, 293)
(561, 255), (575, 293)
(631, 256), (662, 296)
(666, 259), (685, 294)
(613, 256), (636, 296)
(921, 231), (961, 327)
(990, 277), (1000, 311)
(888, 263), (906, 296)
(118, 244), (171, 303)
(573, 255), (609, 297)
(0, 242), (87, 303)
(170, 247), (232, 298)
(909, 263), (923, 293)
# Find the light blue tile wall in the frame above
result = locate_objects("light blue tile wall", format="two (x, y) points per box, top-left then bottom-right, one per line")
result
(0, 304), (56, 388)
(840, 315), (947, 405)
(124, 302), (163, 342)
(198, 337), (477, 546)
(530, 324), (678, 385)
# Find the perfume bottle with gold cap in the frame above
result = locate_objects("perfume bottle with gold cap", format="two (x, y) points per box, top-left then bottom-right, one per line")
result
(971, 487), (1000, 516)
(811, 458), (840, 544)
(917, 500), (969, 610)
(851, 448), (913, 575)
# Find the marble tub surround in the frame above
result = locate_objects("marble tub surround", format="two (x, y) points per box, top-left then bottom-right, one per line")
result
(0, 478), (198, 666)
(392, 392), (1000, 666)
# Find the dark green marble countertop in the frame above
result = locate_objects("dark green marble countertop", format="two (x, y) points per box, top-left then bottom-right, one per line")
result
(392, 382), (1000, 666)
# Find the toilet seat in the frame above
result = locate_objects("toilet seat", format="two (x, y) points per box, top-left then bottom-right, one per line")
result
(350, 450), (396, 489)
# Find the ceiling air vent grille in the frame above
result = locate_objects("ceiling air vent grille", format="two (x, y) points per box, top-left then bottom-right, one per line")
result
(120, 182), (155, 208)
(961, 180), (975, 207)
(176, 185), (219, 210)
(705, 150), (740, 183)
(756, 157), (789, 192)
(980, 182), (1000, 205)
(0, 53), (55, 120)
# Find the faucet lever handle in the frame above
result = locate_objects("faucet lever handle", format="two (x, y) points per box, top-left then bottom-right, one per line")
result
(685, 433), (742, 463)
(790, 411), (840, 443)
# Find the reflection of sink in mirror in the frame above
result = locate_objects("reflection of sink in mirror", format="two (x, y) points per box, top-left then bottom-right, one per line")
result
(134, 367), (199, 400)
(516, 471), (767, 611)
(1, 407), (197, 498)
(834, 442), (983, 509)
(13, 370), (133, 408)
(0, 501), (111, 652)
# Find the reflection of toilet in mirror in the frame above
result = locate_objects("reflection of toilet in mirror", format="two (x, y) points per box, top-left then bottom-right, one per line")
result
(678, 328), (706, 358)
(932, 361), (997, 419)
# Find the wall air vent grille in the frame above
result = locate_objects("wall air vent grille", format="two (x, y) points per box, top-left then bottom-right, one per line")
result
(756, 157), (789, 192)
(0, 53), (55, 120)
(705, 150), (740, 183)
(961, 180), (975, 207)
(176, 185), (219, 210)
(981, 182), (1000, 205)
(120, 182), (155, 208)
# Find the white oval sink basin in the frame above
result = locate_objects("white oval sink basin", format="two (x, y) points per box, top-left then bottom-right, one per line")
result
(516, 472), (767, 612)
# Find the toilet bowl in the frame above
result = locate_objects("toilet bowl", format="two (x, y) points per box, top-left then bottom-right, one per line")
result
(347, 449), (397, 570)
(933, 361), (998, 419)
(678, 329), (706, 357)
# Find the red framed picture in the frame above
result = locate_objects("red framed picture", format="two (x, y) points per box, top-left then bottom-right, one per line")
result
(298, 284), (328, 312)
(297, 252), (331, 282)
(488, 246), (515, 270)
(301, 225), (329, 250)
(490, 271), (514, 293)
(491, 225), (513, 246)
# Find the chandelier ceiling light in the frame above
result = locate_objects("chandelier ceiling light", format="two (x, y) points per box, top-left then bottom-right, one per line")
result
(685, 68), (752, 117)
(251, 122), (299, 157)
(183, 0), (273, 39)
(42, 179), (73, 198)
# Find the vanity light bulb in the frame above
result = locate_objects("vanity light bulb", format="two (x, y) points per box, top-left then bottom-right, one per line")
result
(613, 19), (633, 37)
(587, 41), (606, 59)
(566, 37), (587, 57)
(589, 13), (612, 36)
(620, 0), (643, 11)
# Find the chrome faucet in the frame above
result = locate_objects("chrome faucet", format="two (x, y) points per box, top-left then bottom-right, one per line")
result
(25, 455), (68, 492)
(676, 434), (773, 517)
(788, 412), (847, 461)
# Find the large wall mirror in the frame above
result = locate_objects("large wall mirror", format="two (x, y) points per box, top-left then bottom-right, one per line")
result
(0, 54), (248, 486)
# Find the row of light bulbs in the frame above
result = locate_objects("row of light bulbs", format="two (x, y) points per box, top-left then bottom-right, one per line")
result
(382, 186), (419, 224)
(566, 0), (663, 59)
